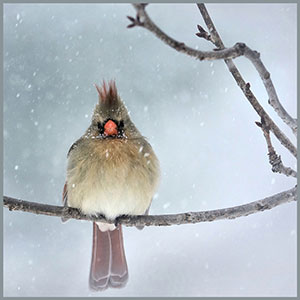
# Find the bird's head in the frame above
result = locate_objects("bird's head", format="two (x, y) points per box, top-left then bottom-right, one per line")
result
(89, 80), (140, 139)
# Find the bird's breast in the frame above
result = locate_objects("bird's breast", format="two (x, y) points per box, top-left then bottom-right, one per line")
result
(66, 138), (159, 220)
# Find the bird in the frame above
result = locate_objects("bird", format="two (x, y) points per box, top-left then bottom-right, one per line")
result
(62, 80), (160, 291)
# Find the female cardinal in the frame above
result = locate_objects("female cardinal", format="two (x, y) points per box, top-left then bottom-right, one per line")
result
(62, 80), (160, 291)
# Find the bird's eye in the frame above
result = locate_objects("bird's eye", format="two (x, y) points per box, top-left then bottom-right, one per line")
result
(97, 122), (104, 133)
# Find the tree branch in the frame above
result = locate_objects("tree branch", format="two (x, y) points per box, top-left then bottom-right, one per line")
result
(197, 3), (297, 157)
(196, 4), (297, 136)
(256, 119), (297, 177)
(3, 186), (297, 226)
(128, 4), (247, 61)
(196, 3), (297, 156)
(128, 4), (297, 157)
(243, 48), (297, 136)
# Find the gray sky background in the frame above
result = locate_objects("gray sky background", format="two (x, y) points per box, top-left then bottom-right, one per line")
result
(3, 3), (297, 297)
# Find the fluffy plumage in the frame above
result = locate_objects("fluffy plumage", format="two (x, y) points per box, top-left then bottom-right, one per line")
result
(63, 80), (160, 291)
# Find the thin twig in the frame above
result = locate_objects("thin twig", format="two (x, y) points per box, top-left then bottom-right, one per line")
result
(196, 4), (297, 157)
(195, 24), (212, 41)
(3, 186), (297, 226)
(195, 5), (297, 136)
(256, 119), (297, 177)
(231, 67), (296, 158)
(128, 4), (297, 157)
(244, 48), (297, 135)
(129, 4), (247, 61)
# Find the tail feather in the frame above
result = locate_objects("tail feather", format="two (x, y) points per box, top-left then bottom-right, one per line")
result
(89, 223), (111, 291)
(89, 222), (128, 291)
(109, 226), (129, 287)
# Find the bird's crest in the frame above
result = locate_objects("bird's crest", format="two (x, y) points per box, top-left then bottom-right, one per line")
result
(95, 80), (118, 106)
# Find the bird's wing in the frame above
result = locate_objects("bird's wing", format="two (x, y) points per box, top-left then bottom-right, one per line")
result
(67, 141), (78, 157)
(61, 182), (69, 223)
(64, 137), (84, 204)
(62, 181), (68, 206)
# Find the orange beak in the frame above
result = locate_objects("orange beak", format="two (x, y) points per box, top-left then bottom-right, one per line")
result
(104, 120), (118, 136)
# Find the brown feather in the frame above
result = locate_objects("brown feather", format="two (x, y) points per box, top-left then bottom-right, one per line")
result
(95, 80), (118, 105)
(108, 225), (128, 288)
(89, 223), (128, 291)
(62, 182), (68, 205)
(64, 80), (160, 291)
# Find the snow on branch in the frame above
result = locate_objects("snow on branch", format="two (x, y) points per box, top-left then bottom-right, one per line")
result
(3, 186), (297, 226)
